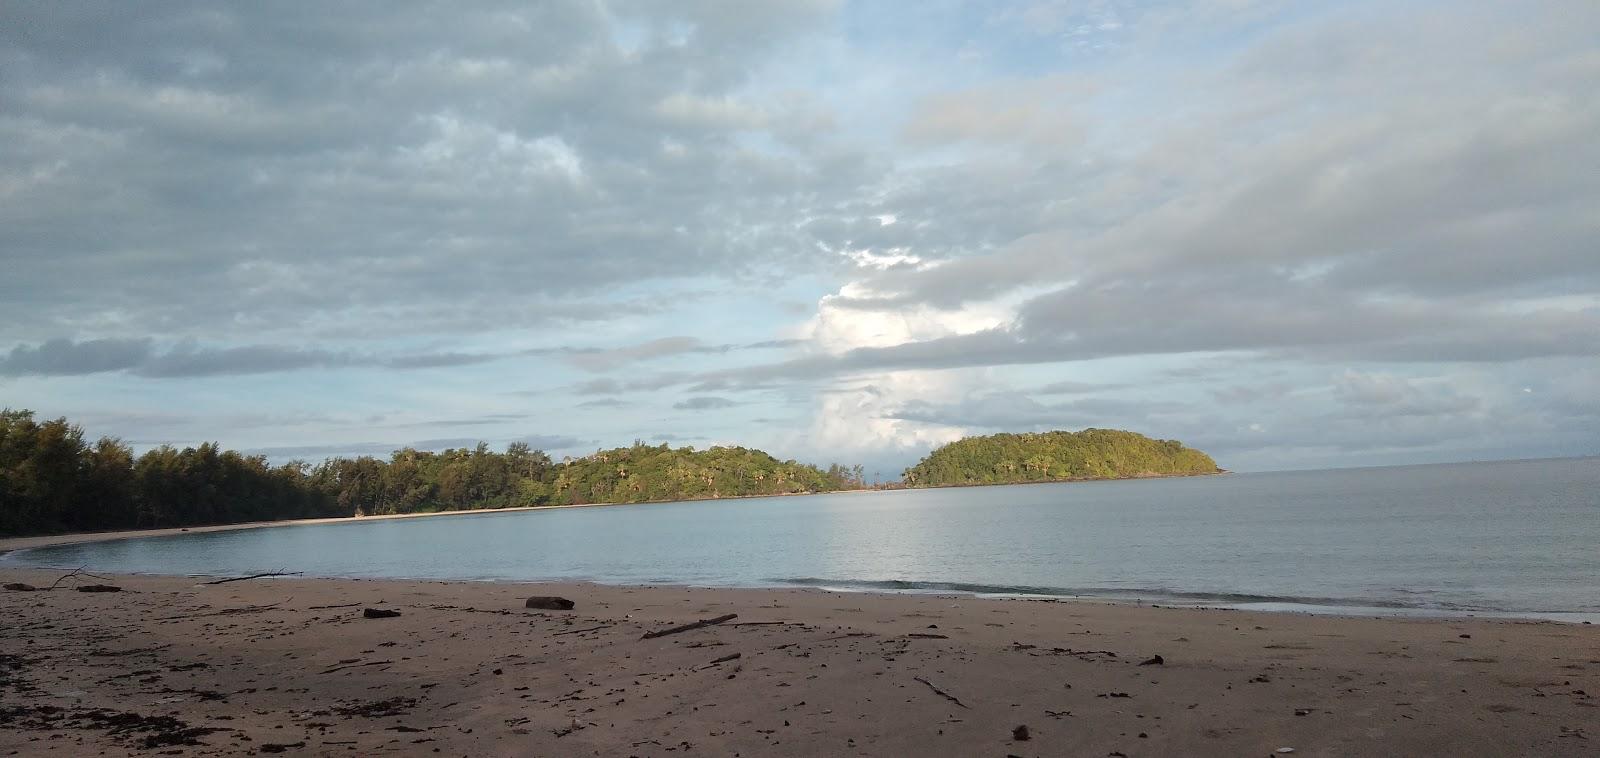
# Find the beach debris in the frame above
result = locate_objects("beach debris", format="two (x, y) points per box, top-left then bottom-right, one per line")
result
(525, 595), (576, 610)
(2, 582), (36, 591)
(641, 613), (738, 639)
(76, 584), (122, 593)
(705, 652), (743, 667)
(259, 741), (306, 753)
(1294, 708), (1313, 716)
(362, 608), (402, 619)
(1275, 748), (1295, 754)
(1045, 709), (1072, 719)
(1139, 654), (1165, 666)
(200, 570), (301, 585)
(333, 697), (417, 718)
(46, 565), (111, 590)
(1098, 692), (1132, 698)
(1012, 724), (1031, 741)
(913, 675), (970, 709)
(319, 659), (395, 675)
(907, 633), (949, 639)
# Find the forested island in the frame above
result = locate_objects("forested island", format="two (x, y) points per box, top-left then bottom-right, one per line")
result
(2, 409), (1218, 537)
(0, 409), (864, 536)
(901, 429), (1220, 486)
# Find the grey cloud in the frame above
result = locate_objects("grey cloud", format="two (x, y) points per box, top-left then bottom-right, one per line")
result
(1035, 379), (1128, 395)
(0, 337), (153, 376)
(0, 1), (869, 343)
(0, 338), (528, 378)
(883, 393), (1183, 432)
(672, 396), (739, 411)
(564, 336), (803, 372)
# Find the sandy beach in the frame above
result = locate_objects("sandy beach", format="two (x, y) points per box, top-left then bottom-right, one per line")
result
(2, 568), (1595, 756)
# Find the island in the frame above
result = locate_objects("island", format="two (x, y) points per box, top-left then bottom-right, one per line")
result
(901, 428), (1220, 486)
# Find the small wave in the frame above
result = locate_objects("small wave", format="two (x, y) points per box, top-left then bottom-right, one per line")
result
(765, 576), (1473, 611)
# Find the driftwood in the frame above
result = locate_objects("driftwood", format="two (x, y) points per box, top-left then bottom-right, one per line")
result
(47, 566), (112, 590)
(640, 613), (737, 640)
(363, 608), (402, 619)
(914, 675), (970, 709)
(76, 584), (122, 593)
(906, 633), (948, 639)
(201, 571), (301, 585)
(307, 602), (361, 610)
(3, 583), (37, 592)
(703, 652), (742, 668)
(320, 659), (395, 675)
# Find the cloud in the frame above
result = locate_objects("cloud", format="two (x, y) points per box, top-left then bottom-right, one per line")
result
(0, 337), (152, 376)
(672, 396), (739, 411)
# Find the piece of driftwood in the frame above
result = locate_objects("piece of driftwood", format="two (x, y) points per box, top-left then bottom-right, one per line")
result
(76, 584), (122, 593)
(201, 571), (301, 585)
(906, 633), (948, 639)
(320, 659), (395, 674)
(3, 582), (37, 592)
(640, 613), (737, 640)
(363, 608), (402, 619)
(47, 566), (111, 590)
(914, 675), (970, 709)
(704, 652), (742, 667)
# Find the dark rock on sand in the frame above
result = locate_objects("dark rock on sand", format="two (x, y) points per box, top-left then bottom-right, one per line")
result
(363, 608), (402, 619)
(525, 596), (576, 610)
(2, 582), (37, 591)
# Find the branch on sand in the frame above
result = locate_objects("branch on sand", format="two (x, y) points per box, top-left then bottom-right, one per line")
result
(200, 570), (302, 585)
(640, 613), (738, 640)
(46, 566), (112, 590)
(914, 675), (970, 709)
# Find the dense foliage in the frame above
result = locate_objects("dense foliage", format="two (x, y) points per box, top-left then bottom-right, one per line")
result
(902, 428), (1219, 486)
(0, 409), (863, 536)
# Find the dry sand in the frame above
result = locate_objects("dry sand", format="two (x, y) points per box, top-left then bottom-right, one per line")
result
(1, 569), (1595, 756)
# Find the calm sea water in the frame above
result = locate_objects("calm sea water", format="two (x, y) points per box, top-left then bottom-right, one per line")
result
(6, 458), (1597, 620)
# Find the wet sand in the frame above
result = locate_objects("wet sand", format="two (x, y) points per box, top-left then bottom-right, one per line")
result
(2, 569), (1595, 756)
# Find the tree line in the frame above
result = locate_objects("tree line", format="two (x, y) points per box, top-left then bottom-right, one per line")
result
(0, 409), (866, 536)
(901, 428), (1219, 486)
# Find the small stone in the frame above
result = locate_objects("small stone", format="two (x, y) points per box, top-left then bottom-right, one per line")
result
(1011, 724), (1030, 741)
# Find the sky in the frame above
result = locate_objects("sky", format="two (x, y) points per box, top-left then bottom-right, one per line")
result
(2, 0), (1597, 477)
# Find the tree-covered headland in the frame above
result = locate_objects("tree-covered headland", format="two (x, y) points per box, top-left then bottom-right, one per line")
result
(901, 429), (1219, 486)
(0, 409), (865, 536)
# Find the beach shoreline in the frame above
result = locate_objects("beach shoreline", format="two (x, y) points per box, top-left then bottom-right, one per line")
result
(0, 470), (1234, 558)
(2, 569), (1595, 756)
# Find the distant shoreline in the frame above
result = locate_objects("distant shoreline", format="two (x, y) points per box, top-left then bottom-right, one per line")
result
(0, 471), (1226, 556)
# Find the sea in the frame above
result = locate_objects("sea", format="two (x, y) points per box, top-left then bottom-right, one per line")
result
(5, 457), (1597, 621)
